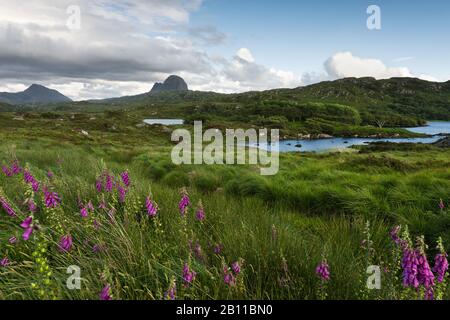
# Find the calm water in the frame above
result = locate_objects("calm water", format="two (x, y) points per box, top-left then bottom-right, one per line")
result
(404, 121), (450, 135)
(250, 121), (450, 153)
(143, 119), (184, 125)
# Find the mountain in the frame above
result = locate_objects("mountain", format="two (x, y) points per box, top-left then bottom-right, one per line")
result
(150, 75), (188, 94)
(24, 76), (450, 126)
(0, 84), (72, 105)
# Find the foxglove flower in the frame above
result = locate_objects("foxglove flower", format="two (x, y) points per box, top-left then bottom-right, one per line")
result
(390, 225), (402, 245)
(223, 267), (236, 286)
(28, 199), (37, 213)
(196, 208), (205, 222)
(120, 171), (130, 187)
(20, 216), (33, 229)
(232, 261), (241, 275)
(0, 257), (9, 267)
(32, 181), (40, 192)
(401, 247), (419, 288)
(2, 166), (12, 177)
(11, 160), (22, 174)
(95, 179), (103, 193)
(315, 260), (330, 281)
(24, 170), (36, 184)
(105, 173), (114, 192)
(118, 185), (127, 203)
(182, 263), (196, 285)
(47, 170), (54, 179)
(80, 207), (88, 218)
(9, 236), (17, 244)
(165, 280), (177, 300)
(179, 192), (190, 217)
(44, 188), (61, 208)
(22, 226), (33, 241)
(145, 197), (158, 217)
(416, 250), (435, 289)
(433, 253), (449, 283)
(213, 243), (223, 255)
(20, 216), (34, 241)
(58, 235), (73, 253)
(100, 284), (112, 300)
(0, 197), (16, 217)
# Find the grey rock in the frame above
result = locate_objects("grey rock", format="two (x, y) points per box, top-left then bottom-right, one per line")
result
(150, 75), (188, 94)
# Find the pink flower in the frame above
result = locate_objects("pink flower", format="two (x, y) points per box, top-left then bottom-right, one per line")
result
(22, 227), (33, 241)
(58, 235), (73, 253)
(95, 179), (103, 193)
(0, 257), (10, 267)
(118, 185), (127, 203)
(120, 171), (131, 187)
(196, 208), (205, 222)
(145, 197), (158, 217)
(20, 216), (33, 229)
(105, 173), (114, 192)
(11, 160), (22, 174)
(315, 260), (330, 281)
(0, 197), (16, 217)
(100, 284), (112, 300)
(2, 166), (12, 177)
(80, 207), (88, 218)
(182, 263), (196, 285)
(213, 243), (223, 255)
(20, 216), (34, 240)
(165, 280), (177, 300)
(179, 192), (190, 217)
(43, 188), (61, 208)
(231, 261), (241, 275)
(223, 267), (236, 286)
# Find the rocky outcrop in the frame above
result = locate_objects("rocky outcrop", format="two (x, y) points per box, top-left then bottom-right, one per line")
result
(150, 75), (188, 94)
(433, 136), (450, 148)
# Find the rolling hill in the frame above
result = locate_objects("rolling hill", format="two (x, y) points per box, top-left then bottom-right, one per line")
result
(0, 84), (72, 105)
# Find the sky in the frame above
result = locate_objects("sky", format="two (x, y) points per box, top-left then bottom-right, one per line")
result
(0, 0), (449, 100)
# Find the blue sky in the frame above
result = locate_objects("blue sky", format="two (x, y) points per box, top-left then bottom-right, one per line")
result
(191, 0), (450, 80)
(0, 0), (448, 100)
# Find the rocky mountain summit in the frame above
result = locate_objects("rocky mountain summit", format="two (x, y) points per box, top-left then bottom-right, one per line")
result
(150, 75), (188, 94)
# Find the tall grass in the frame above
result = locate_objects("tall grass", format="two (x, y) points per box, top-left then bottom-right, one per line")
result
(1, 139), (449, 300)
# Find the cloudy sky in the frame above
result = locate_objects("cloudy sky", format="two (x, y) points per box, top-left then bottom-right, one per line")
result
(0, 0), (449, 100)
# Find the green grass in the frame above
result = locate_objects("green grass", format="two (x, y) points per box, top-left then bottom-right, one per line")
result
(0, 111), (449, 300)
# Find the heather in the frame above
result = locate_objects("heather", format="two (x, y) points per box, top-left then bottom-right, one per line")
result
(0, 112), (449, 300)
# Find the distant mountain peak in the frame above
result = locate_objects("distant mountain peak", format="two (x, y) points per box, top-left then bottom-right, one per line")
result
(25, 84), (51, 93)
(150, 75), (188, 94)
(0, 84), (72, 105)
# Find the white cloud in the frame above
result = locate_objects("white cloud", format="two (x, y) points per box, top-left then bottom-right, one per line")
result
(0, 0), (211, 99)
(322, 52), (438, 82)
(325, 52), (413, 79)
(236, 48), (255, 63)
(211, 48), (302, 92)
